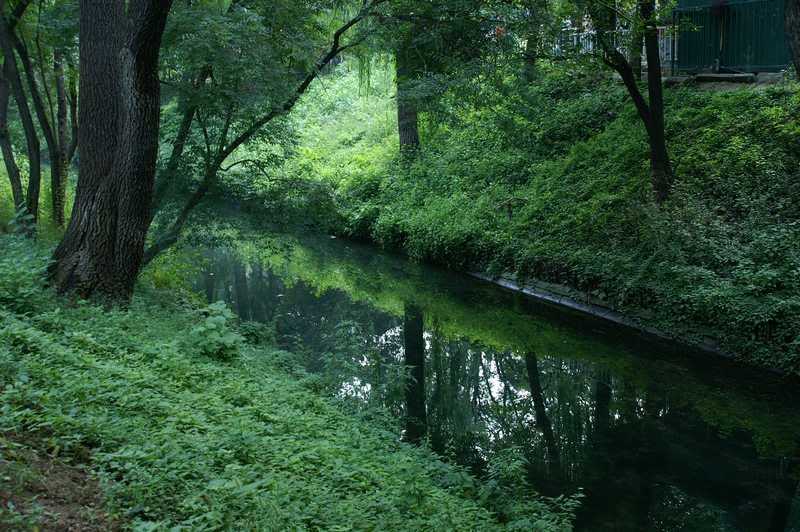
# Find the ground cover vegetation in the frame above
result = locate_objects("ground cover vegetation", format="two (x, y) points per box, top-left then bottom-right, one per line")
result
(0, 233), (579, 529)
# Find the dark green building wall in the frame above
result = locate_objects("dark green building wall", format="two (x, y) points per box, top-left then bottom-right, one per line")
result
(673, 0), (792, 72)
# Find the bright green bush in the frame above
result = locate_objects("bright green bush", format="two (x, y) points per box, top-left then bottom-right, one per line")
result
(188, 301), (245, 361)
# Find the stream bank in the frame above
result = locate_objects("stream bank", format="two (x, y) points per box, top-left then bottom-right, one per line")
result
(195, 229), (800, 531)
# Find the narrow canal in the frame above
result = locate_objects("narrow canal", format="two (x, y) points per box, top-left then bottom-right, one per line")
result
(194, 232), (800, 531)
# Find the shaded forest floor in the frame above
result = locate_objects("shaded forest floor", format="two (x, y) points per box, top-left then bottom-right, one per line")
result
(0, 432), (117, 531)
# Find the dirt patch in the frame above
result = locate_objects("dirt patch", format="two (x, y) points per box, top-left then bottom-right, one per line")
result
(0, 432), (118, 531)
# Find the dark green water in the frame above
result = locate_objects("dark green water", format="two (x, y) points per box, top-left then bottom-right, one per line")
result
(195, 233), (800, 531)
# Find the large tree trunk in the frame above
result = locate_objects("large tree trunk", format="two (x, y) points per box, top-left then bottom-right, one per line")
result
(787, 0), (800, 80)
(641, 0), (672, 203)
(49, 0), (172, 302)
(0, 63), (23, 208)
(395, 54), (420, 150)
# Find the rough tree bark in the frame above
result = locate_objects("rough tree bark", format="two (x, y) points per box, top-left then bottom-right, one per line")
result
(787, 0), (800, 80)
(52, 51), (70, 227)
(49, 0), (173, 302)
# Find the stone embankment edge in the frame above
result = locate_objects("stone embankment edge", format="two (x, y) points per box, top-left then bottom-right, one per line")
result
(468, 271), (728, 358)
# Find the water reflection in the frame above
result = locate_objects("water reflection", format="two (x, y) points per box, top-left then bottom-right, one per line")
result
(193, 239), (800, 531)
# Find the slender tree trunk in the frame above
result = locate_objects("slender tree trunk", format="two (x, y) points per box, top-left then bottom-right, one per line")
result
(5, 18), (62, 224)
(523, 34), (537, 82)
(787, 0), (800, 80)
(204, 268), (215, 303)
(0, 42), (40, 223)
(403, 303), (427, 443)
(66, 61), (77, 163)
(233, 261), (251, 320)
(524, 353), (560, 470)
(0, 62), (23, 208)
(629, 26), (644, 81)
(395, 54), (420, 150)
(591, 0), (673, 204)
(52, 51), (69, 227)
(49, 0), (172, 302)
(152, 67), (211, 211)
(641, 0), (672, 203)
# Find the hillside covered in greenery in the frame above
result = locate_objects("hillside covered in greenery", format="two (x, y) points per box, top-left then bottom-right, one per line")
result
(258, 62), (800, 373)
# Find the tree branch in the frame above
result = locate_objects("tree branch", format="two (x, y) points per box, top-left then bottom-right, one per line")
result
(220, 158), (272, 181)
(219, 0), (388, 162)
(153, 65), (212, 210)
(143, 0), (388, 265)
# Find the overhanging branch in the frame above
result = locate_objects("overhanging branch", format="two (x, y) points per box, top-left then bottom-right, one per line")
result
(143, 0), (387, 265)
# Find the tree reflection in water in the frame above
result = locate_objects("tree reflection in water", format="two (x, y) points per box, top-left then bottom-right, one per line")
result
(196, 244), (800, 531)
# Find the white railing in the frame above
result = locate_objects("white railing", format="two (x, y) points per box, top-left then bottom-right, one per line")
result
(552, 26), (674, 72)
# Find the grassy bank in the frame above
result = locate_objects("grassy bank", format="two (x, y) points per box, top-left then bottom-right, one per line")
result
(0, 234), (577, 530)
(262, 62), (800, 373)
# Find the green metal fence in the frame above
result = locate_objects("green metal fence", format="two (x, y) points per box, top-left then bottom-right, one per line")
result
(673, 0), (792, 73)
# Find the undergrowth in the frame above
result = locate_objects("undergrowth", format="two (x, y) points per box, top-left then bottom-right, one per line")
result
(0, 234), (578, 530)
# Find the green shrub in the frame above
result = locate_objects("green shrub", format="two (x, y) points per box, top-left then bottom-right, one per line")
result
(188, 301), (244, 361)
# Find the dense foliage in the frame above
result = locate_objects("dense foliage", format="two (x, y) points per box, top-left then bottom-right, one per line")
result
(263, 61), (800, 373)
(0, 234), (578, 529)
(2, 0), (797, 528)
